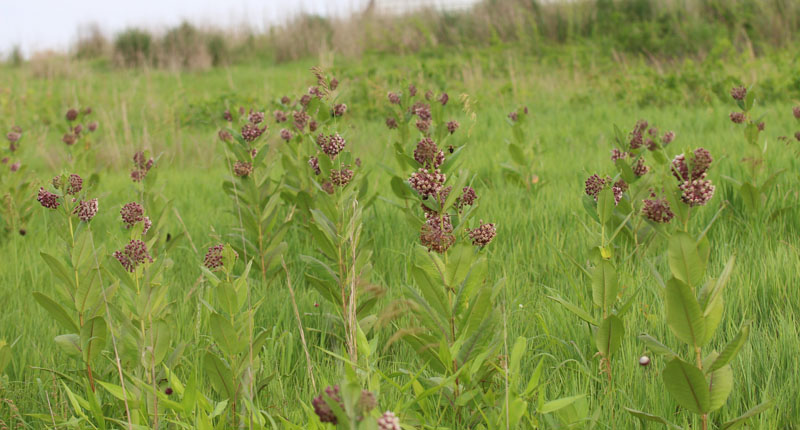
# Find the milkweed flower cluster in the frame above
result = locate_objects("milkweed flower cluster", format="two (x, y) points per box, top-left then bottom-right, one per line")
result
(203, 244), (226, 271)
(377, 411), (401, 430)
(120, 202), (151, 233)
(642, 196), (675, 223)
(131, 151), (155, 182)
(62, 107), (97, 146)
(316, 133), (346, 158)
(37, 188), (60, 209)
(73, 199), (98, 222)
(312, 386), (342, 424)
(468, 222), (496, 247)
(113, 239), (153, 272)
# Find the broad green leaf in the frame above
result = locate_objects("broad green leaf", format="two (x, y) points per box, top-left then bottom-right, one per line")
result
(662, 358), (709, 414)
(591, 260), (619, 312)
(721, 400), (773, 429)
(509, 336), (526, 376)
(597, 188), (614, 224)
(55, 334), (82, 357)
(80, 316), (107, 363)
(665, 277), (706, 348)
(701, 294), (723, 345)
(740, 182), (760, 213)
(668, 232), (705, 287)
(708, 364), (733, 412)
(33, 292), (79, 333)
(203, 352), (234, 399)
(709, 325), (749, 372)
(40, 252), (75, 291)
(210, 313), (240, 357)
(445, 243), (475, 288)
(594, 315), (624, 357)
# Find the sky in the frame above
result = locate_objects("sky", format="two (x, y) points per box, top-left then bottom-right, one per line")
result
(0, 0), (480, 57)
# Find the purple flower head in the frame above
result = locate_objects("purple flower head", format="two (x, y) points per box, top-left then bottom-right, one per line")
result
(114, 240), (153, 272)
(662, 131), (675, 145)
(633, 157), (649, 177)
(280, 128), (293, 141)
(793, 106), (800, 120)
(74, 199), (98, 222)
(73, 124), (83, 135)
(66, 174), (83, 195)
(218, 129), (233, 142)
(612, 179), (628, 204)
(248, 111), (265, 124)
(388, 92), (401, 105)
(360, 390), (377, 413)
(730, 112), (746, 124)
(795, 131), (800, 142)
(408, 84), (417, 97)
(308, 157), (320, 175)
(10, 162), (20, 172)
(120, 202), (144, 228)
(438, 92), (449, 106)
(88, 122), (98, 132)
(416, 119), (431, 133)
(62, 133), (77, 146)
(300, 94), (312, 108)
(281, 96), (291, 105)
(312, 386), (342, 424)
(642, 197), (674, 223)
(409, 169), (446, 198)
(293, 110), (309, 130)
(330, 167), (354, 187)
(420, 216), (455, 253)
(634, 120), (648, 134)
(223, 109), (232, 121)
(410, 102), (431, 121)
(447, 120), (459, 134)
(329, 78), (339, 90)
(316, 133), (346, 158)
(508, 111), (518, 122)
(309, 120), (319, 132)
(241, 123), (266, 142)
(385, 117), (398, 129)
(680, 175), (715, 207)
(457, 186), (477, 209)
(332, 103), (347, 117)
(273, 110), (287, 123)
(584, 174), (606, 200)
(37, 188), (60, 209)
(203, 244), (226, 271)
(377, 411), (401, 430)
(233, 161), (253, 177)
(731, 86), (747, 101)
(413, 137), (444, 168)
(66, 108), (79, 122)
(468, 222), (496, 247)
(425, 90), (433, 100)
(611, 149), (628, 161)
(6, 132), (20, 143)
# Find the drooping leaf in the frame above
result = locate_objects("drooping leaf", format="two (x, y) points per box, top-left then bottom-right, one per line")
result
(665, 277), (706, 348)
(709, 325), (749, 373)
(708, 364), (733, 412)
(662, 357), (709, 415)
(33, 292), (79, 333)
(80, 316), (107, 363)
(668, 232), (705, 287)
(721, 400), (773, 429)
(591, 260), (619, 312)
(624, 408), (682, 428)
(594, 315), (624, 357)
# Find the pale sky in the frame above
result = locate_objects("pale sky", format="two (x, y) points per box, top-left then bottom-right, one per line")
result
(0, 0), (481, 57)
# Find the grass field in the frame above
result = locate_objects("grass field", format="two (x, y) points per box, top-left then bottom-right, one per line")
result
(1, 44), (799, 429)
